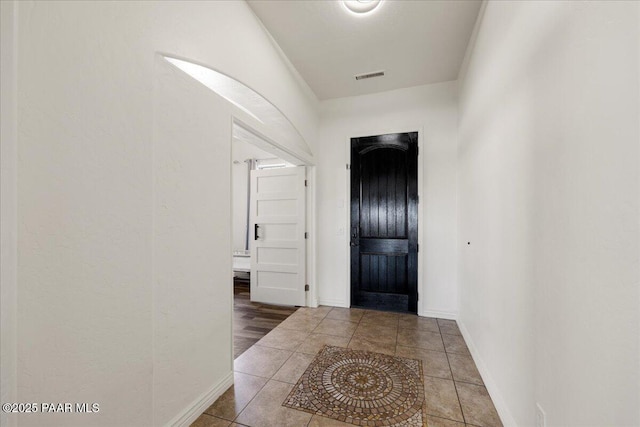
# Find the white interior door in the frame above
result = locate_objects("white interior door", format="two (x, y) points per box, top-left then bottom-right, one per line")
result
(250, 166), (306, 306)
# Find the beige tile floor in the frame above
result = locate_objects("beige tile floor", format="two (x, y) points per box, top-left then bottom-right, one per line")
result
(192, 306), (502, 427)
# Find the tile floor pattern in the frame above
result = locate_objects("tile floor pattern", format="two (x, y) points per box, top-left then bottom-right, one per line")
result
(192, 306), (503, 427)
(283, 345), (426, 426)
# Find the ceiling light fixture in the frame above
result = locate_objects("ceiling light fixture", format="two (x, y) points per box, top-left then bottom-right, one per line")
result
(343, 0), (382, 15)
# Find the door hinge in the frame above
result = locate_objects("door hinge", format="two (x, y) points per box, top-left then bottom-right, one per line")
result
(417, 195), (419, 203)
(417, 146), (419, 155)
(305, 284), (309, 291)
(346, 164), (350, 170)
(304, 179), (308, 187)
(417, 244), (419, 252)
(304, 232), (308, 239)
(417, 292), (419, 301)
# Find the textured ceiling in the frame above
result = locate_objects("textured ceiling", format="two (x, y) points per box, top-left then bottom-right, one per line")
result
(248, 0), (482, 100)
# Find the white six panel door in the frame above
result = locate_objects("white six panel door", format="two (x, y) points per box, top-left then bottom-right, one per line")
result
(250, 166), (306, 306)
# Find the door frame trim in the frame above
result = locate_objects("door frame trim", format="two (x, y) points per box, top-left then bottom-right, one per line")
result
(231, 118), (318, 308)
(344, 126), (424, 315)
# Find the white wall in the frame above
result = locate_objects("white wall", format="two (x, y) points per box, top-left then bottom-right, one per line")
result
(14, 1), (318, 426)
(153, 57), (235, 426)
(458, 1), (639, 425)
(317, 82), (459, 317)
(1, 2), (18, 427)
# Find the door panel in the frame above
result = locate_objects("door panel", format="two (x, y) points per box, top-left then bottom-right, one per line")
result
(257, 198), (298, 216)
(250, 166), (306, 306)
(259, 223), (298, 241)
(256, 247), (298, 265)
(351, 133), (418, 313)
(360, 148), (407, 238)
(360, 254), (407, 293)
(256, 174), (298, 193)
(256, 271), (298, 291)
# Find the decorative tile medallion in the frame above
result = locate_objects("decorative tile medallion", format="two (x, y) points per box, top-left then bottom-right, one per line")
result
(282, 345), (426, 426)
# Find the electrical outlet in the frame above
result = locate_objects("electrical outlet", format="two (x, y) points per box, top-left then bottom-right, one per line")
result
(536, 403), (546, 427)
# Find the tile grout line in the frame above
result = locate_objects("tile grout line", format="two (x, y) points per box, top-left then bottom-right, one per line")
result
(427, 413), (480, 426)
(199, 412), (234, 425)
(394, 316), (400, 355)
(452, 377), (485, 387)
(233, 354), (292, 424)
(445, 350), (468, 424)
(345, 307), (363, 348)
(230, 306), (304, 425)
(230, 366), (276, 424)
(440, 320), (468, 425)
(305, 306), (339, 427)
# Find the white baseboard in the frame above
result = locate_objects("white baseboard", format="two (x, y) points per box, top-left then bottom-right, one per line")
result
(168, 371), (234, 427)
(317, 298), (347, 308)
(457, 321), (518, 427)
(420, 309), (457, 320)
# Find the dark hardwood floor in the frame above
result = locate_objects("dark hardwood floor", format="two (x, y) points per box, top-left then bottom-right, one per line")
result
(233, 281), (298, 358)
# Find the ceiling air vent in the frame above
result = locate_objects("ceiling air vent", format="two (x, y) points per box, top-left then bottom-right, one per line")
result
(355, 70), (385, 81)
